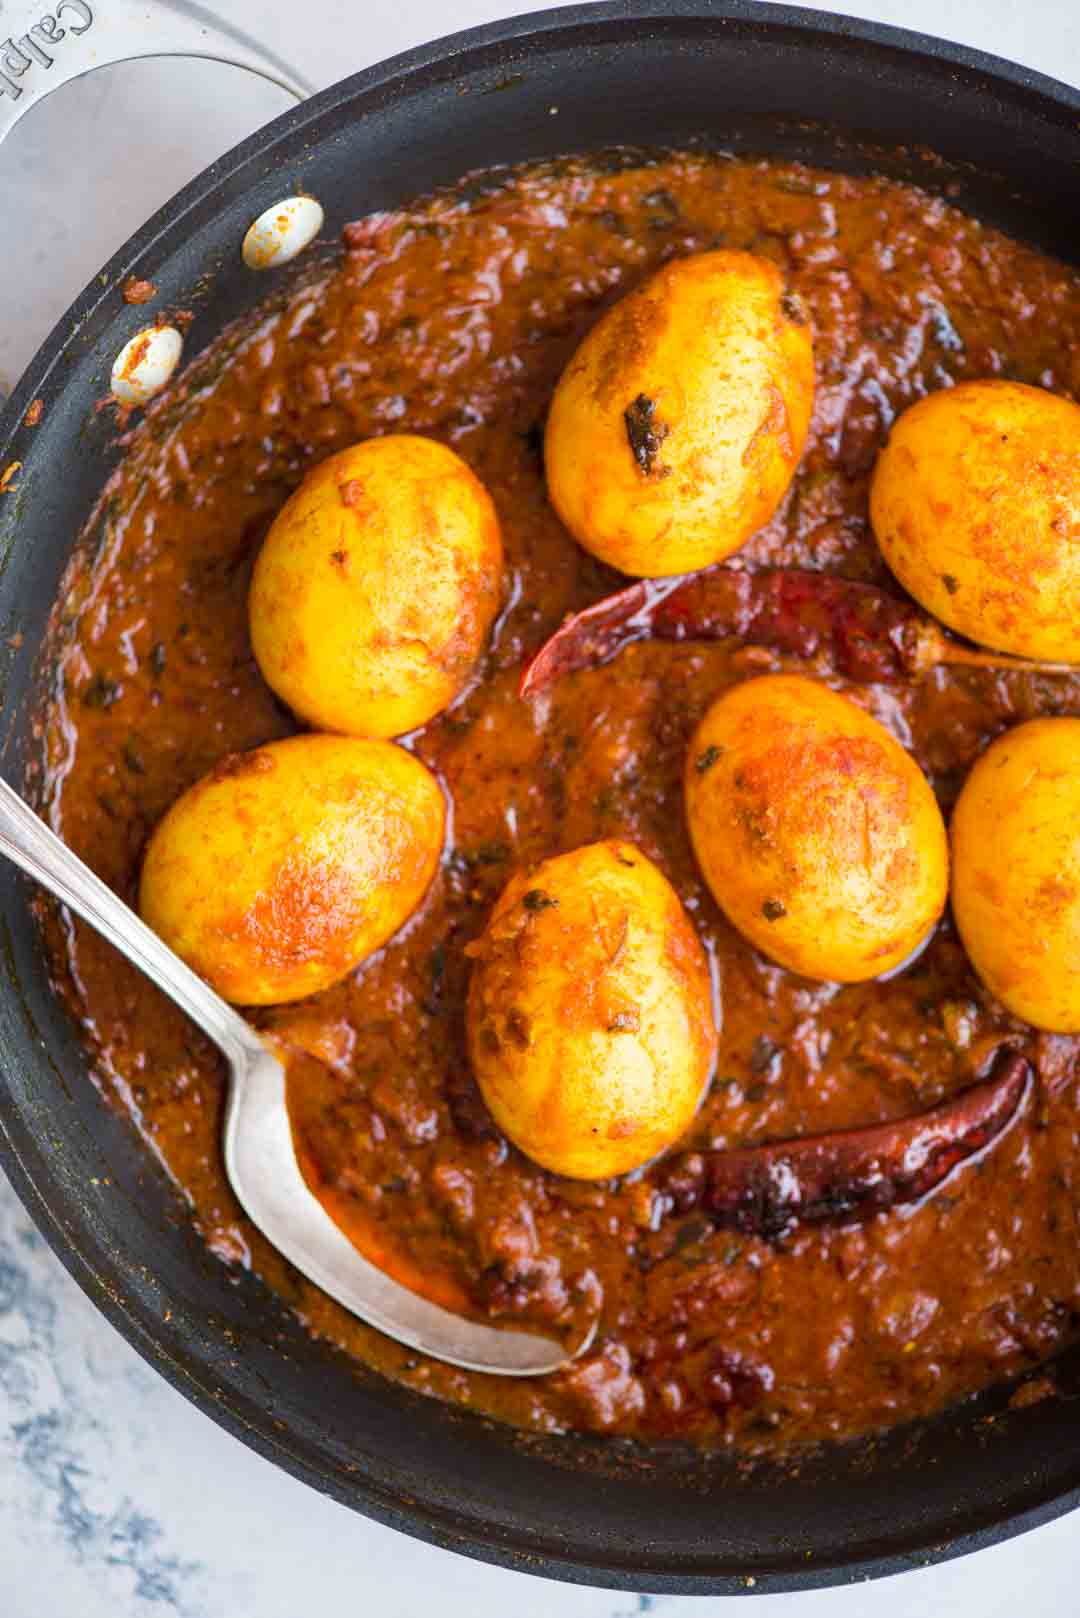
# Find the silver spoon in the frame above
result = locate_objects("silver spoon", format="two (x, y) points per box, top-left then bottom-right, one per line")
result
(0, 775), (570, 1376)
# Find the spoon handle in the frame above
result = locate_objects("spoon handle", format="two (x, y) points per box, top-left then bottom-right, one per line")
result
(0, 775), (260, 1068)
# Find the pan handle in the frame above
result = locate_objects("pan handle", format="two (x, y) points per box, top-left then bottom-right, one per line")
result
(0, 0), (315, 147)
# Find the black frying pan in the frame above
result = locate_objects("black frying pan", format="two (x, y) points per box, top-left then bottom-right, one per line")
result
(2, 0), (1079, 1595)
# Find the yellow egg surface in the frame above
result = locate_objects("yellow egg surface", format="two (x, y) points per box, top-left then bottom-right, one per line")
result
(870, 380), (1080, 660)
(139, 734), (445, 1005)
(685, 675), (948, 982)
(249, 436), (503, 737)
(466, 840), (716, 1180)
(952, 718), (1080, 1031)
(544, 250), (814, 577)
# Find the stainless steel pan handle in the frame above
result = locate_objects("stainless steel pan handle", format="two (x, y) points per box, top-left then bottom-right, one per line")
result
(0, 0), (314, 145)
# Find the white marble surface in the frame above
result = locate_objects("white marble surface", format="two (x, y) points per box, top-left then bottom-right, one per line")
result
(2, 1), (1079, 1613)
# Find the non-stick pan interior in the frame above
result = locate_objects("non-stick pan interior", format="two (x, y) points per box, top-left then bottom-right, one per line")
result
(1, 2), (1079, 1593)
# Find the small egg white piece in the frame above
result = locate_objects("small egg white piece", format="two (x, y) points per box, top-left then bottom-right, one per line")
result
(243, 195), (325, 270)
(111, 325), (183, 406)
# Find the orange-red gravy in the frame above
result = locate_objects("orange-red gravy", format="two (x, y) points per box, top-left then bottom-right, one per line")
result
(40, 154), (1080, 1448)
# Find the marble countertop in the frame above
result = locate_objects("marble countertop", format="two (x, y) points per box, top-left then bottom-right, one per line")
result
(2, 1), (1079, 1613)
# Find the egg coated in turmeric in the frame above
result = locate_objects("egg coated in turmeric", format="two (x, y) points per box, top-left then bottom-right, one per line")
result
(544, 250), (815, 577)
(249, 436), (503, 738)
(685, 675), (948, 982)
(871, 380), (1080, 662)
(139, 734), (445, 1005)
(952, 718), (1080, 1032)
(466, 840), (716, 1180)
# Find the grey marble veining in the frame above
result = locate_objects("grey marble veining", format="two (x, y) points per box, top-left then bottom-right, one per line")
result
(0, 1191), (206, 1614)
(3, 2), (1080, 1614)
